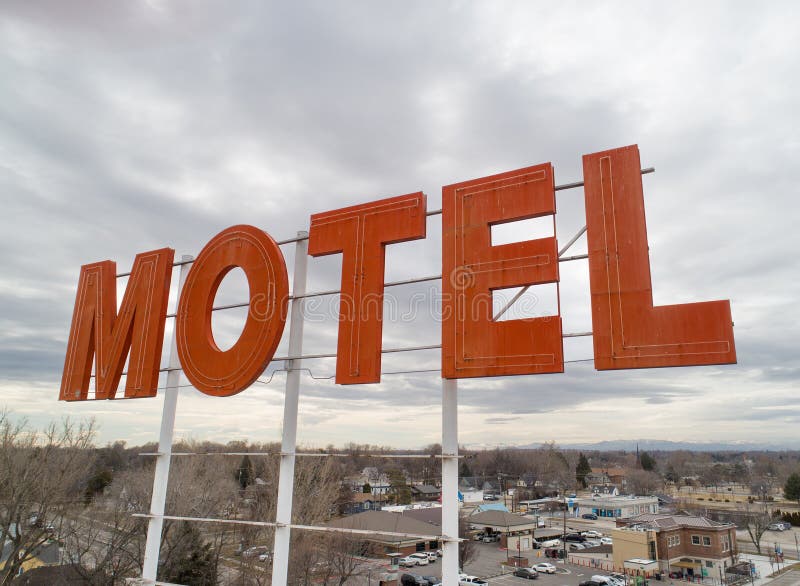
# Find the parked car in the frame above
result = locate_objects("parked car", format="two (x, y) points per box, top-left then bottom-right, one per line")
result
(242, 546), (270, 560)
(399, 556), (419, 567)
(401, 574), (428, 586)
(610, 572), (628, 585)
(544, 547), (564, 559)
(513, 567), (539, 579)
(539, 538), (560, 548)
(582, 530), (603, 538)
(421, 577), (440, 585)
(578, 581), (604, 586)
(408, 553), (430, 565)
(481, 534), (500, 542)
(532, 562), (557, 574)
(569, 542), (587, 550)
(582, 513), (598, 520)
(592, 575), (625, 586)
(768, 521), (791, 531)
(459, 576), (488, 586)
(583, 539), (601, 548)
(600, 537), (613, 545)
(564, 533), (586, 542)
(473, 532), (486, 541)
(424, 551), (438, 561)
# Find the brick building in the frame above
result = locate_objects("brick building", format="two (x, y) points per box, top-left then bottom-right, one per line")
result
(613, 513), (737, 579)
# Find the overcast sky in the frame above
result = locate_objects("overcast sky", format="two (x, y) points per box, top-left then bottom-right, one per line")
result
(1, 1), (798, 450)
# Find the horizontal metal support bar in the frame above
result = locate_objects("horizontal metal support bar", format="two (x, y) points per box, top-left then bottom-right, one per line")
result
(563, 331), (592, 338)
(382, 344), (440, 354)
(164, 274), (446, 317)
(105, 334), (592, 379)
(560, 253), (589, 262)
(554, 166), (654, 192)
(139, 450), (463, 459)
(132, 513), (453, 541)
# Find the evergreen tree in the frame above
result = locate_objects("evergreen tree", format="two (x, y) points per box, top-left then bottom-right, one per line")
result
(83, 467), (113, 503)
(640, 451), (657, 472)
(459, 460), (472, 479)
(362, 482), (372, 494)
(785, 472), (800, 505)
(575, 453), (591, 488)
(388, 469), (411, 504)
(160, 522), (217, 586)
(236, 455), (253, 490)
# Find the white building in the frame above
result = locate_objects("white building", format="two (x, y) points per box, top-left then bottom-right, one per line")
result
(575, 495), (659, 518)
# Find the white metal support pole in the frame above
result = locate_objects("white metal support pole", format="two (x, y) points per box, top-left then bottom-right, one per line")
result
(142, 254), (193, 583)
(272, 231), (308, 586)
(441, 378), (459, 585)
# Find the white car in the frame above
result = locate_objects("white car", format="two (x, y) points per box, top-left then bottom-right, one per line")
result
(459, 575), (488, 586)
(539, 538), (560, 548)
(399, 556), (418, 567)
(582, 530), (603, 538)
(424, 551), (438, 561)
(593, 575), (625, 586)
(408, 553), (429, 565)
(600, 536), (613, 545)
(532, 562), (557, 574)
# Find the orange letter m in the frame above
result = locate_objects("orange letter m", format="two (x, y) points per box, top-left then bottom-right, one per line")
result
(60, 248), (174, 401)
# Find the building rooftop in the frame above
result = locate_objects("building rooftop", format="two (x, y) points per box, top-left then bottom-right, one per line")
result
(326, 510), (440, 543)
(620, 513), (734, 531)
(412, 484), (441, 495)
(469, 510), (537, 528)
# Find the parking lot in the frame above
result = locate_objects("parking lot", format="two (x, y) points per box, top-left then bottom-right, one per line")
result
(459, 540), (622, 586)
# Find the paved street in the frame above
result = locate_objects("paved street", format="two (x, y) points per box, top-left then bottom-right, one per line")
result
(762, 570), (800, 585)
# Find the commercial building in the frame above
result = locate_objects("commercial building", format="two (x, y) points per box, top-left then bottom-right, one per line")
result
(469, 510), (540, 551)
(612, 513), (737, 580)
(575, 495), (659, 518)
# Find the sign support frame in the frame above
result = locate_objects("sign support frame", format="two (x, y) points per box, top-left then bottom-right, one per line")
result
(142, 254), (193, 582)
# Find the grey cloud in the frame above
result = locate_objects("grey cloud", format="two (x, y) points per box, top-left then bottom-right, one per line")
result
(1, 1), (798, 446)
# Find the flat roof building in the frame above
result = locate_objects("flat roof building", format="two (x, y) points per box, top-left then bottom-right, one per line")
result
(575, 495), (658, 519)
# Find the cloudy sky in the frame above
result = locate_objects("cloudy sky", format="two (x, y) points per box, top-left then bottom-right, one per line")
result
(1, 1), (798, 450)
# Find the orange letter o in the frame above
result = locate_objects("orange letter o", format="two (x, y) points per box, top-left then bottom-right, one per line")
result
(176, 225), (289, 396)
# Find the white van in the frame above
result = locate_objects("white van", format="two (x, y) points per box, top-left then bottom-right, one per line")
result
(539, 538), (561, 548)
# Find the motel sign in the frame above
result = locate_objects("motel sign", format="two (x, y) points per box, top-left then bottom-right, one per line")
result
(59, 144), (736, 585)
(60, 144), (735, 401)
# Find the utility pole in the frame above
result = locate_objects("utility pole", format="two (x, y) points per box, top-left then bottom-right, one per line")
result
(562, 493), (567, 562)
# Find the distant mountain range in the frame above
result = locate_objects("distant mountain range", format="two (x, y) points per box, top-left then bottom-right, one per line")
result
(514, 439), (800, 452)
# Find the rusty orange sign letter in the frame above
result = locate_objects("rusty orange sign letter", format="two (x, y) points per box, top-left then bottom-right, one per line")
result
(60, 248), (174, 401)
(309, 192), (427, 384)
(176, 225), (289, 396)
(441, 164), (563, 379)
(582, 145), (736, 369)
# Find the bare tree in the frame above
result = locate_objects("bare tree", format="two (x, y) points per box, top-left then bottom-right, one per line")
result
(60, 502), (146, 584)
(0, 414), (96, 584)
(459, 515), (477, 568)
(625, 469), (662, 495)
(742, 499), (776, 555)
